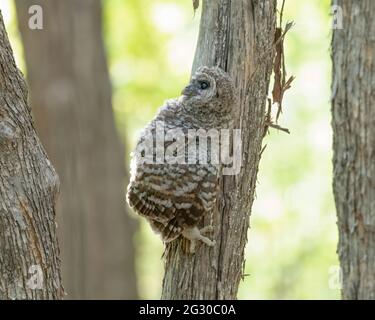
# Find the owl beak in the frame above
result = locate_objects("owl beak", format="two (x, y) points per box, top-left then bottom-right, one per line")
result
(181, 84), (198, 97)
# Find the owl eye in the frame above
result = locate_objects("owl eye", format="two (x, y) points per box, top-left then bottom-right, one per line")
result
(199, 81), (210, 90)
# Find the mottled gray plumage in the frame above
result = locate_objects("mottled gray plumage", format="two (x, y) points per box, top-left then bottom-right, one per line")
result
(126, 66), (235, 252)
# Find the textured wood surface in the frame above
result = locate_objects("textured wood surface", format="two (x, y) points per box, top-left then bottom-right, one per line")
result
(0, 12), (63, 299)
(332, 0), (375, 300)
(162, 0), (277, 299)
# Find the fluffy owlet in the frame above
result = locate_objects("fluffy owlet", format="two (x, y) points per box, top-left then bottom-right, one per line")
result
(126, 66), (236, 253)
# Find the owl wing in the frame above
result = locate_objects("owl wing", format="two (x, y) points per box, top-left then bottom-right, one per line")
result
(127, 163), (219, 242)
(127, 102), (220, 242)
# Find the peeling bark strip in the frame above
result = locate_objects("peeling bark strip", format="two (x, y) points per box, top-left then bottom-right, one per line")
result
(332, 0), (375, 300)
(0, 13), (63, 299)
(162, 0), (276, 299)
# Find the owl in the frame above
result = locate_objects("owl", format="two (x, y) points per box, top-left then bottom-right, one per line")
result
(126, 66), (236, 253)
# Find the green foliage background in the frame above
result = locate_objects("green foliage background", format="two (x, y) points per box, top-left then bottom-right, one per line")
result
(3, 0), (339, 299)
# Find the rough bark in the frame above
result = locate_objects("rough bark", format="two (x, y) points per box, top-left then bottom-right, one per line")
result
(0, 12), (63, 299)
(161, 0), (276, 299)
(332, 0), (375, 300)
(15, 0), (138, 299)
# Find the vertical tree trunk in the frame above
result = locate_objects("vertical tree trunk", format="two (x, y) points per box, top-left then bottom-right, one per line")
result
(332, 0), (375, 300)
(161, 0), (276, 299)
(15, 0), (138, 299)
(0, 12), (63, 300)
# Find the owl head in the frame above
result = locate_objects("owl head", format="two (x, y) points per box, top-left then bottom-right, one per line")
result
(180, 66), (236, 122)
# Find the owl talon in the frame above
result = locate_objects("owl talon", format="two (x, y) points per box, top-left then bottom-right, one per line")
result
(182, 226), (215, 254)
(200, 225), (214, 234)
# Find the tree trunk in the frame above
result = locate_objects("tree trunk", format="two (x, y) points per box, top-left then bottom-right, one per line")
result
(161, 0), (276, 299)
(15, 0), (138, 299)
(332, 0), (375, 300)
(0, 12), (63, 300)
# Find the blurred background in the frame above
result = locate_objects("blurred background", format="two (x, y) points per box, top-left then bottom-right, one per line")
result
(1, 0), (339, 299)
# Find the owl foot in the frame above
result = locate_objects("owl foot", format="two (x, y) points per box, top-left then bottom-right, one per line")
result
(199, 225), (214, 234)
(182, 226), (215, 254)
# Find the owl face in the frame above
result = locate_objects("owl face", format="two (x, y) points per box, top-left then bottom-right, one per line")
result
(180, 66), (235, 115)
(181, 72), (217, 105)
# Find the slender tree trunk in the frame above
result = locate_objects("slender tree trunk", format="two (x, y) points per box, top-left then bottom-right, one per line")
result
(15, 0), (138, 299)
(332, 0), (375, 300)
(0, 12), (63, 300)
(161, 0), (276, 299)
